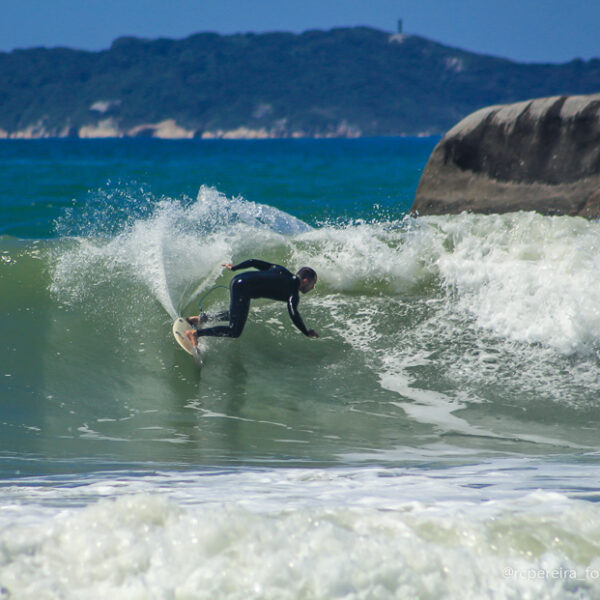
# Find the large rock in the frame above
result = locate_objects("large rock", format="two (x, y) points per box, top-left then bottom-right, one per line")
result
(412, 94), (600, 218)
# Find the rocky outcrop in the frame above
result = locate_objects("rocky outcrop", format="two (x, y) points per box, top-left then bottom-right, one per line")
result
(0, 119), (362, 140)
(126, 119), (195, 139)
(79, 118), (123, 139)
(412, 94), (600, 218)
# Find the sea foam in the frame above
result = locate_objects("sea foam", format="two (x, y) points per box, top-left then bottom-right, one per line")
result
(296, 211), (600, 356)
(1, 465), (600, 599)
(428, 212), (600, 355)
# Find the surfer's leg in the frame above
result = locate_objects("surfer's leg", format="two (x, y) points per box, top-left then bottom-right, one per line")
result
(227, 287), (250, 337)
(197, 279), (250, 338)
(186, 310), (228, 327)
(194, 325), (232, 337)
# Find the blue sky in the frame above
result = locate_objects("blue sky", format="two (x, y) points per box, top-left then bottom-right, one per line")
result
(1, 0), (598, 63)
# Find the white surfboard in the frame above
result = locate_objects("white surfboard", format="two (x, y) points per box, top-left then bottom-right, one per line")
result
(172, 317), (203, 363)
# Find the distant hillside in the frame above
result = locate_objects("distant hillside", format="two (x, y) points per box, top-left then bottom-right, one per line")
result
(1, 27), (600, 139)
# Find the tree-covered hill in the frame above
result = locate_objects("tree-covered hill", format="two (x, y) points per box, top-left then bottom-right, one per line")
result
(1, 27), (599, 138)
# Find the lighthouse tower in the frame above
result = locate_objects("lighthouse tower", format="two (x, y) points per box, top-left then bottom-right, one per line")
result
(389, 19), (405, 43)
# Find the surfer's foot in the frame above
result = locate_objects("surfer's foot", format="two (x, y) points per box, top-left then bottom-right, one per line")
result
(185, 329), (199, 347)
(186, 313), (208, 327)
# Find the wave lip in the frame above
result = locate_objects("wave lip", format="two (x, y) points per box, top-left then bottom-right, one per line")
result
(50, 185), (313, 318)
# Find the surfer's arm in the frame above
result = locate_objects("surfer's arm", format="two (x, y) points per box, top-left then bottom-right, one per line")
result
(229, 259), (275, 272)
(287, 295), (318, 338)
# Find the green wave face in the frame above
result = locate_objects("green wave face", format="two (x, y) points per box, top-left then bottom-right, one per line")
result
(3, 189), (600, 470)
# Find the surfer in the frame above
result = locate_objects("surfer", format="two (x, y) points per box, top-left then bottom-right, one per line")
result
(185, 259), (319, 346)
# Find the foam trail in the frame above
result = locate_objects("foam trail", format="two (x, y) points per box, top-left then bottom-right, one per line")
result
(298, 214), (600, 435)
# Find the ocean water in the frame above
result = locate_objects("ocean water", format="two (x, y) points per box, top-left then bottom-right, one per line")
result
(1, 138), (600, 599)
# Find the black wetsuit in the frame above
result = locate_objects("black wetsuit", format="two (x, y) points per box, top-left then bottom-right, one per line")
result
(197, 259), (310, 338)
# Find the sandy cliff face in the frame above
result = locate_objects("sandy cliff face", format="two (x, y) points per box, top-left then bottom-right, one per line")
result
(412, 94), (600, 218)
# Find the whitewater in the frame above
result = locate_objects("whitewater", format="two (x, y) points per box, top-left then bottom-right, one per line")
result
(1, 138), (600, 599)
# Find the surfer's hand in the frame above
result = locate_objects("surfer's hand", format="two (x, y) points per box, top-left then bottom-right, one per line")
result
(307, 330), (319, 338)
(222, 263), (233, 270)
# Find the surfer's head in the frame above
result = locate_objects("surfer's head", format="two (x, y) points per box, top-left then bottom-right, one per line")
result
(297, 267), (317, 293)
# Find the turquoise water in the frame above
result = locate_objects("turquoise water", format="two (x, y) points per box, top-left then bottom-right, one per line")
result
(2, 138), (600, 598)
